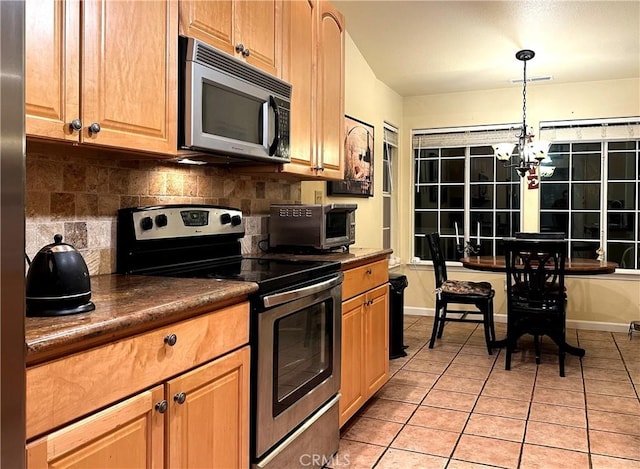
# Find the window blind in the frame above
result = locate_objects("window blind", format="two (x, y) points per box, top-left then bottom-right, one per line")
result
(383, 122), (398, 147)
(539, 117), (640, 142)
(412, 124), (520, 149)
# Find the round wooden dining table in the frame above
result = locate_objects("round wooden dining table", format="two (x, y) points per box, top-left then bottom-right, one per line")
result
(460, 256), (618, 275)
(460, 256), (618, 357)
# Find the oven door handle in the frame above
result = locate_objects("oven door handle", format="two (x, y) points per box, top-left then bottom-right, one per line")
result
(262, 272), (343, 308)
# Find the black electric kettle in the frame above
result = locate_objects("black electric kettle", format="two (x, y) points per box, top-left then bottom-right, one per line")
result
(25, 234), (95, 317)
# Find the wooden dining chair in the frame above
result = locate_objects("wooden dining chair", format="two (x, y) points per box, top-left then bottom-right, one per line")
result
(503, 238), (569, 376)
(426, 232), (496, 354)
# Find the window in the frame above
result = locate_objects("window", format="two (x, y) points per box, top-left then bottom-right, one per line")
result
(539, 118), (640, 269)
(383, 123), (398, 256)
(413, 125), (521, 261)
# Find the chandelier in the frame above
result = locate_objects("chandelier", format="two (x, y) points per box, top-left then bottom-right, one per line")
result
(493, 49), (550, 177)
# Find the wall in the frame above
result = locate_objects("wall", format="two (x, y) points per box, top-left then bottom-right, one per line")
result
(25, 141), (301, 275)
(398, 77), (640, 328)
(301, 33), (403, 251)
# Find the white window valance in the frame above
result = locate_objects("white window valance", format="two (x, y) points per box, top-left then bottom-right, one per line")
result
(539, 117), (640, 142)
(412, 124), (521, 149)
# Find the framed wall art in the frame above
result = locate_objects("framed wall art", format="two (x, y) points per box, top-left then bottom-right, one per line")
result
(327, 115), (374, 197)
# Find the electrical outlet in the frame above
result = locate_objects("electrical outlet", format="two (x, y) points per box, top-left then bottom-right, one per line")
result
(314, 190), (323, 205)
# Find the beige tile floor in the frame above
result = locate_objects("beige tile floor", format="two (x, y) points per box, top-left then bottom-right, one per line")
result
(332, 315), (640, 468)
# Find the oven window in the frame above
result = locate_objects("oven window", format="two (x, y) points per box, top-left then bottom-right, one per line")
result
(202, 81), (262, 144)
(273, 300), (333, 416)
(325, 212), (347, 239)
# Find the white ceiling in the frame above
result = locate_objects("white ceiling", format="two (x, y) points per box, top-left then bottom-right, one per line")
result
(332, 0), (640, 97)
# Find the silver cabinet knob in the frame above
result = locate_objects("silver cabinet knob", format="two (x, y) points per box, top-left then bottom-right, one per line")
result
(164, 333), (178, 347)
(155, 400), (168, 413)
(235, 43), (245, 53)
(174, 392), (187, 404)
(241, 48), (250, 58)
(88, 122), (101, 134)
(69, 119), (82, 132)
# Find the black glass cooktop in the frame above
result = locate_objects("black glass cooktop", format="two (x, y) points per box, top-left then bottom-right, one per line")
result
(149, 257), (341, 295)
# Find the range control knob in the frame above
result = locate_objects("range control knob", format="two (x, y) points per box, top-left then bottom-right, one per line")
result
(155, 214), (168, 227)
(220, 213), (231, 225)
(141, 216), (153, 231)
(231, 215), (242, 226)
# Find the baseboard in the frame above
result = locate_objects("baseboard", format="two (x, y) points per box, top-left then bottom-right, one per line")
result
(402, 307), (631, 333)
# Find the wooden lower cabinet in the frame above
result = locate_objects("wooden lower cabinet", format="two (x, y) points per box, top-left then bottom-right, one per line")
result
(339, 260), (389, 427)
(26, 346), (250, 469)
(167, 345), (250, 469)
(26, 386), (165, 468)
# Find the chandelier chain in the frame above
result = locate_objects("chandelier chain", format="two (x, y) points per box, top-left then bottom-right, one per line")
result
(522, 59), (527, 140)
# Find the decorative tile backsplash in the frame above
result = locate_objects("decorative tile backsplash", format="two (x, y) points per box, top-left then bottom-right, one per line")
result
(25, 144), (301, 275)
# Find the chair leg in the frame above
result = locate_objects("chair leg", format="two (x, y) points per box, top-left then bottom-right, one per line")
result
(437, 302), (447, 338)
(534, 335), (541, 364)
(429, 302), (442, 349)
(559, 349), (566, 377)
(488, 298), (496, 342)
(505, 339), (513, 371)
(481, 303), (493, 355)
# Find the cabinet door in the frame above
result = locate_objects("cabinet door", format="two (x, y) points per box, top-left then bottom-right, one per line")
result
(235, 0), (282, 76)
(281, 0), (317, 176)
(25, 0), (80, 141)
(365, 284), (390, 396)
(26, 386), (164, 469)
(339, 294), (366, 427)
(179, 0), (235, 57)
(82, 0), (177, 154)
(316, 1), (344, 179)
(180, 0), (281, 76)
(167, 346), (250, 469)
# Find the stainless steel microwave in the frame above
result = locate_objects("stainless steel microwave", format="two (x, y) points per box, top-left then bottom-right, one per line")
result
(179, 37), (292, 164)
(269, 204), (357, 251)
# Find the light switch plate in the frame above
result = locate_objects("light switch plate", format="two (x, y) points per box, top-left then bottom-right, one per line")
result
(314, 190), (323, 205)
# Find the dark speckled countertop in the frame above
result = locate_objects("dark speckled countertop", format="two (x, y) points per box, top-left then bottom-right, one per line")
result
(25, 274), (257, 364)
(25, 248), (391, 365)
(258, 247), (393, 269)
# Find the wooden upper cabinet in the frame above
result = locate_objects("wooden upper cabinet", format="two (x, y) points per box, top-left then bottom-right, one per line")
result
(239, 0), (344, 181)
(25, 0), (79, 141)
(82, 0), (177, 154)
(25, 0), (178, 155)
(179, 0), (282, 77)
(281, 0), (317, 176)
(317, 1), (345, 179)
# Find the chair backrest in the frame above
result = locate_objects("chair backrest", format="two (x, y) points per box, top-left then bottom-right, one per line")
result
(427, 232), (447, 288)
(503, 238), (567, 310)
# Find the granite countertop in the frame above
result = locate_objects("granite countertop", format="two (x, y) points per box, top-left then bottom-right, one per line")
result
(25, 274), (258, 365)
(25, 248), (391, 365)
(257, 247), (393, 269)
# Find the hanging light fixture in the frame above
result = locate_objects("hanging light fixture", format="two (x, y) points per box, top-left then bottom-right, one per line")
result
(493, 49), (550, 177)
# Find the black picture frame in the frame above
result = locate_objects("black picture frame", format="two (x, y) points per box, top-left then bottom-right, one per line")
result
(327, 115), (374, 197)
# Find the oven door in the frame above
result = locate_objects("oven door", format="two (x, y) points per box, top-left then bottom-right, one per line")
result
(254, 273), (342, 459)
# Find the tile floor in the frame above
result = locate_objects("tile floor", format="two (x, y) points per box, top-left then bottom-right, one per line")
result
(332, 315), (640, 468)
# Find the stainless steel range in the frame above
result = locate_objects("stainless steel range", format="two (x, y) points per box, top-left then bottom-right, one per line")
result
(117, 205), (342, 468)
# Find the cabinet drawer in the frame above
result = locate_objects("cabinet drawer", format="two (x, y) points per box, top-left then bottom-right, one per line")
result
(342, 259), (389, 301)
(27, 302), (249, 440)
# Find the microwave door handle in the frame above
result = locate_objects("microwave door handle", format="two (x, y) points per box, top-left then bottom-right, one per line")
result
(268, 95), (280, 156)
